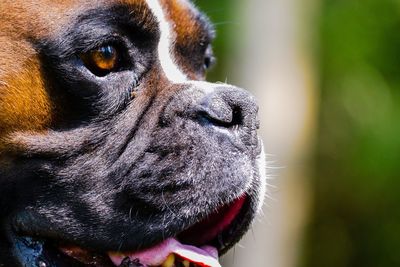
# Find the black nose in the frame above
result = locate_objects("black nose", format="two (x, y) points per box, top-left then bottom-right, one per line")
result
(197, 86), (259, 131)
(162, 82), (259, 144)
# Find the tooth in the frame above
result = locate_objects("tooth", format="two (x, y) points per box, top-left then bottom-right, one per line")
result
(161, 254), (175, 267)
(182, 260), (190, 267)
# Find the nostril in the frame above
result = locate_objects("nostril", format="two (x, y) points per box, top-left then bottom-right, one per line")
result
(199, 104), (243, 129)
(194, 85), (258, 131)
(197, 90), (247, 129)
(231, 106), (243, 127)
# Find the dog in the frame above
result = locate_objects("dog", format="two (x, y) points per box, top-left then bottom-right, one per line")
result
(0, 0), (266, 266)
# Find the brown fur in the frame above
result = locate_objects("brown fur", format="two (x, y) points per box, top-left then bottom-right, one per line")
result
(160, 0), (203, 48)
(0, 0), (82, 136)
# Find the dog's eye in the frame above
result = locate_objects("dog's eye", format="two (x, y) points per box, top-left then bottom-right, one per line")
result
(81, 45), (119, 76)
(204, 55), (214, 70)
(203, 44), (215, 71)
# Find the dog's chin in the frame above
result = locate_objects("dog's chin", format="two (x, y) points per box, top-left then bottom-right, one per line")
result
(10, 194), (255, 267)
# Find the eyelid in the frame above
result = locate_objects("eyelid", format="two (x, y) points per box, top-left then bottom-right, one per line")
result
(79, 37), (124, 54)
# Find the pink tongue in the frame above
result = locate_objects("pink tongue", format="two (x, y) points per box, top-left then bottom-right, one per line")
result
(108, 238), (221, 267)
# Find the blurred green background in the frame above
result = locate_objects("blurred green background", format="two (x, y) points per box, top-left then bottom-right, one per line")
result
(197, 0), (400, 266)
(302, 0), (400, 266)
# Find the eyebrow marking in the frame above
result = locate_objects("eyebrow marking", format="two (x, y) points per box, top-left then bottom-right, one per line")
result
(145, 0), (188, 83)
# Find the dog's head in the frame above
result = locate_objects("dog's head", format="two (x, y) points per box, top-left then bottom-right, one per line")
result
(0, 0), (266, 266)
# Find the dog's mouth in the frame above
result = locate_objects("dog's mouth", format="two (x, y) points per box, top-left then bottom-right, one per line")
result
(12, 195), (250, 267)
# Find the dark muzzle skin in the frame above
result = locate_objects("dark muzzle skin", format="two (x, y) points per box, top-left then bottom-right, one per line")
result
(0, 0), (266, 266)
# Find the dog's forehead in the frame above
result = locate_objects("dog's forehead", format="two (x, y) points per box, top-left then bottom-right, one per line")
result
(1, 0), (206, 35)
(0, 0), (203, 30)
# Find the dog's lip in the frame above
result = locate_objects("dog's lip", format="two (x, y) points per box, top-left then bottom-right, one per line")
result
(177, 195), (247, 247)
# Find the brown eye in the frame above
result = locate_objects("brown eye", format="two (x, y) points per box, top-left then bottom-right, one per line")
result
(81, 45), (119, 76)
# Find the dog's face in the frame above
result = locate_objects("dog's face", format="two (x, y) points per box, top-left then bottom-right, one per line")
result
(0, 0), (266, 266)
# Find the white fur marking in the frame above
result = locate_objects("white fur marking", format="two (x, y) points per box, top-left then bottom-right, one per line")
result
(145, 0), (188, 82)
